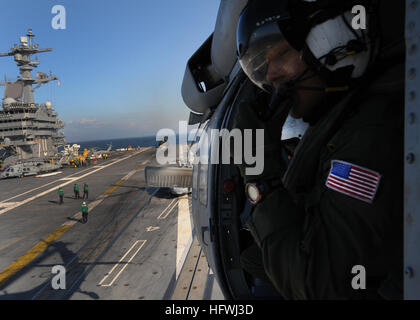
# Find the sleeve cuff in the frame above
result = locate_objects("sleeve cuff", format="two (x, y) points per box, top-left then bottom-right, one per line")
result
(245, 186), (304, 248)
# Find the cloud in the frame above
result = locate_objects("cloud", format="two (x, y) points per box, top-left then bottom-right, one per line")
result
(79, 118), (99, 125)
(67, 118), (111, 127)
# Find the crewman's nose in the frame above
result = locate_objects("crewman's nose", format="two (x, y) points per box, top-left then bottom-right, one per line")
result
(265, 61), (283, 86)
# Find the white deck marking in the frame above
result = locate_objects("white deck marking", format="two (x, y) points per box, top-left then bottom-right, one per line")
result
(121, 160), (149, 181)
(35, 171), (63, 178)
(0, 151), (145, 216)
(176, 195), (192, 280)
(98, 240), (147, 287)
(0, 167), (92, 204)
(157, 198), (176, 218)
(0, 202), (21, 208)
(157, 199), (179, 220)
(146, 226), (160, 232)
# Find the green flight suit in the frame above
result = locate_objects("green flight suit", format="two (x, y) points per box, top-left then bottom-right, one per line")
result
(237, 64), (404, 299)
(81, 203), (88, 213)
(74, 184), (80, 199)
(83, 184), (89, 199)
(58, 188), (64, 204)
(81, 203), (89, 223)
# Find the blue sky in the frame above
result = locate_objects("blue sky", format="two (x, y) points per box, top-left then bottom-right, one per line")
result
(0, 0), (220, 142)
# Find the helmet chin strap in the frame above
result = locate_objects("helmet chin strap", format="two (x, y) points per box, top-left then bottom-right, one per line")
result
(262, 67), (349, 124)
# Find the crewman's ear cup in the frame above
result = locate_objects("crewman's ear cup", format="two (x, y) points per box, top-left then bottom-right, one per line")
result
(305, 11), (372, 78)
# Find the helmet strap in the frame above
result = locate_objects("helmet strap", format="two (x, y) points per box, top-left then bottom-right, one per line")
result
(275, 64), (352, 97)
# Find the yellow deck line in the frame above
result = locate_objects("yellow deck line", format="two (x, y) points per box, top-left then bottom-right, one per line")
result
(103, 156), (153, 196)
(0, 157), (152, 287)
(103, 179), (125, 196)
(0, 225), (72, 285)
(0, 226), (45, 252)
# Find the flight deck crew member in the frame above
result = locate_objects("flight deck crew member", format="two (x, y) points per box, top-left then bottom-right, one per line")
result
(58, 187), (64, 204)
(81, 201), (89, 223)
(83, 183), (89, 199)
(232, 0), (404, 299)
(74, 183), (80, 199)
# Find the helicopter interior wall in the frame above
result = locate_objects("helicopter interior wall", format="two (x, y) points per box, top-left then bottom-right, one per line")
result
(213, 78), (285, 299)
(216, 162), (283, 299)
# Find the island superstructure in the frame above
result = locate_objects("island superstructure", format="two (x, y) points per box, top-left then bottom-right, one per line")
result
(0, 29), (64, 169)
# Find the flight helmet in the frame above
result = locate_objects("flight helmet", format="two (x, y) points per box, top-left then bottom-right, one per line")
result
(236, 0), (380, 94)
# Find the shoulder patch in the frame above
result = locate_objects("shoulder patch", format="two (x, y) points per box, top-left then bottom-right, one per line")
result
(325, 160), (381, 203)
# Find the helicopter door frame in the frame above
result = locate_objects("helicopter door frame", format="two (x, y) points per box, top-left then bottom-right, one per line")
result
(404, 0), (420, 300)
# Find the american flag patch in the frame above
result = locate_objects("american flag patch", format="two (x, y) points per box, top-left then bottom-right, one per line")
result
(326, 160), (381, 203)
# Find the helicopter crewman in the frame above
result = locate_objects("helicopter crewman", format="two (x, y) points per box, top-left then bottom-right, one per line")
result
(232, 0), (404, 299)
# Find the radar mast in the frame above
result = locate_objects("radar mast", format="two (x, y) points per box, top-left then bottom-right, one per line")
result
(0, 28), (59, 105)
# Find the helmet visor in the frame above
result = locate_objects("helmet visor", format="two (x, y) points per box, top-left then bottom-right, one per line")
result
(238, 21), (287, 93)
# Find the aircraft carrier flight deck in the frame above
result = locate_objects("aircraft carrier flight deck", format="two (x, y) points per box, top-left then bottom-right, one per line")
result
(0, 148), (222, 300)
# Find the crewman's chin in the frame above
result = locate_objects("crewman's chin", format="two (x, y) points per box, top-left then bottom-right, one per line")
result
(290, 109), (302, 119)
(289, 93), (304, 119)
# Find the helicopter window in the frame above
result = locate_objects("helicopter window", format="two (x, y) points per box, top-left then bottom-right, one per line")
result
(192, 163), (198, 200)
(199, 163), (208, 207)
(192, 120), (210, 201)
